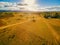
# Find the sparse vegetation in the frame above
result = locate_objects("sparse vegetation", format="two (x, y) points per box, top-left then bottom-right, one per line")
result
(0, 19), (7, 27)
(0, 12), (14, 19)
(0, 12), (60, 45)
(43, 12), (60, 19)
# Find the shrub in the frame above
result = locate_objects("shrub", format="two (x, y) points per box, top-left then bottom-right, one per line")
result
(0, 12), (14, 19)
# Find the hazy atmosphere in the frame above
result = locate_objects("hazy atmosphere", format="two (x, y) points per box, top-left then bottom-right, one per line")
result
(0, 0), (60, 45)
(0, 0), (60, 11)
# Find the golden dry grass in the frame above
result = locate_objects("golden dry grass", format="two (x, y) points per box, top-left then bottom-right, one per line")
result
(0, 12), (60, 45)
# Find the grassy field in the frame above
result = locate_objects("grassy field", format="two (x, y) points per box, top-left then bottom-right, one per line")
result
(0, 12), (60, 45)
(47, 19), (60, 35)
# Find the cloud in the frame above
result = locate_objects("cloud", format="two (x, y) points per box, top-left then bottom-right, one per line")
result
(0, 2), (60, 11)
(45, 6), (60, 11)
(0, 2), (13, 7)
(0, 2), (31, 11)
(0, 2), (21, 11)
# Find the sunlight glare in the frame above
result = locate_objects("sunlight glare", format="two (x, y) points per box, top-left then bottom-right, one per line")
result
(22, 0), (39, 11)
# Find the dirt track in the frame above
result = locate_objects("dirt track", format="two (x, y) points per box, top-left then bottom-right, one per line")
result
(0, 15), (60, 45)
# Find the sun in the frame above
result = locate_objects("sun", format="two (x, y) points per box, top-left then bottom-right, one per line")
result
(23, 0), (36, 5)
(21, 0), (39, 11)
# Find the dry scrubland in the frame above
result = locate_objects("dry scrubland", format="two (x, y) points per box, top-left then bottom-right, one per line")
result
(0, 12), (60, 45)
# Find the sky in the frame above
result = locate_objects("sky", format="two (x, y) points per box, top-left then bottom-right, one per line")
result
(0, 0), (60, 11)
(37, 0), (60, 7)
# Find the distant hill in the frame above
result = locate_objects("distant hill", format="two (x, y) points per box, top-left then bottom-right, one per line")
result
(0, 10), (22, 12)
(0, 10), (60, 12)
